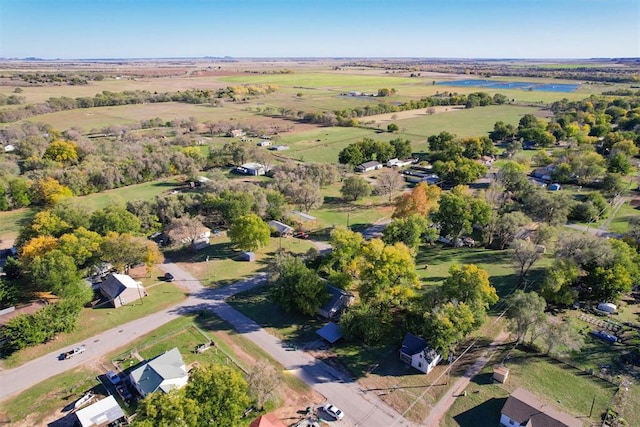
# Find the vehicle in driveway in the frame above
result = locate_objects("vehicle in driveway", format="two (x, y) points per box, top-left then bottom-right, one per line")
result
(106, 370), (121, 385)
(322, 403), (344, 420)
(591, 330), (618, 343)
(164, 272), (175, 282)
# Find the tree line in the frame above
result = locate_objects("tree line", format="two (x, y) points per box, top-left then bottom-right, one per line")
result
(0, 85), (279, 123)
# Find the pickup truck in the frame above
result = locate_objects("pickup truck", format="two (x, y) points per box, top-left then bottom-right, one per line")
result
(61, 345), (86, 360)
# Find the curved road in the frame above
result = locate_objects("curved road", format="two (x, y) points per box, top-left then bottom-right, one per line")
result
(0, 262), (414, 427)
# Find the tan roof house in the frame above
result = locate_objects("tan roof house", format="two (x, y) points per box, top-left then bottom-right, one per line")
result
(500, 388), (583, 427)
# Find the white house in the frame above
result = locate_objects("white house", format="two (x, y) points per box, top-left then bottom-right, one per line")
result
(268, 220), (295, 237)
(355, 161), (383, 173)
(236, 162), (266, 176)
(386, 158), (413, 168)
(500, 388), (582, 427)
(399, 333), (441, 375)
(129, 347), (188, 398)
(99, 274), (146, 308)
(257, 140), (272, 147)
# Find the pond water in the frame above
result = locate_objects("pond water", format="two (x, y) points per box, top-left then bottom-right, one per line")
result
(436, 79), (579, 93)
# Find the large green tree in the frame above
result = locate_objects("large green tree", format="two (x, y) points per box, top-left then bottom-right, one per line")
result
(228, 214), (270, 252)
(433, 185), (491, 239)
(382, 214), (428, 252)
(505, 290), (547, 344)
(90, 205), (142, 236)
(132, 390), (200, 427)
(270, 256), (329, 316)
(340, 176), (372, 202)
(441, 264), (497, 326)
(185, 365), (251, 427)
(357, 239), (419, 308)
(422, 301), (476, 358)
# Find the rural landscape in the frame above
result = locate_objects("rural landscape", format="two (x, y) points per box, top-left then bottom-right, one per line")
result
(0, 55), (638, 427)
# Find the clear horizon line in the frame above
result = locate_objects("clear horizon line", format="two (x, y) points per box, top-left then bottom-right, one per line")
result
(1, 56), (638, 62)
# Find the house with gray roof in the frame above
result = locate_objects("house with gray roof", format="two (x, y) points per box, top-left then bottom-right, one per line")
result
(129, 347), (188, 397)
(98, 273), (146, 308)
(399, 333), (441, 374)
(355, 160), (383, 173)
(317, 284), (354, 320)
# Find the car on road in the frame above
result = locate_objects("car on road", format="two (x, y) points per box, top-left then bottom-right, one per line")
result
(294, 231), (309, 239)
(323, 403), (344, 420)
(164, 272), (175, 282)
(60, 345), (86, 360)
(106, 370), (121, 385)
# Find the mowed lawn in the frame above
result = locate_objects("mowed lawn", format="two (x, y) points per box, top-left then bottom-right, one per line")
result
(0, 208), (35, 236)
(414, 244), (552, 300)
(443, 347), (622, 427)
(169, 233), (316, 288)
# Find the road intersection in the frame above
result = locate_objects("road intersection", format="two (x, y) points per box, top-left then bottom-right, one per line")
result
(0, 262), (414, 427)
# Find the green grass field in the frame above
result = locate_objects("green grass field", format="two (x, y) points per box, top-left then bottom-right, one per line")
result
(0, 208), (35, 237)
(76, 176), (182, 211)
(443, 347), (620, 427)
(168, 233), (316, 288)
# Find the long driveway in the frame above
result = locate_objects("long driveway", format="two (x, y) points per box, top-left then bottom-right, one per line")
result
(0, 263), (413, 427)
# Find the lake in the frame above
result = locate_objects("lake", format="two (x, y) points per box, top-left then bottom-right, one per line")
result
(436, 79), (579, 93)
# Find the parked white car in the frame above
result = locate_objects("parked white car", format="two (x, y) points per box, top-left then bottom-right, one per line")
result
(323, 403), (344, 420)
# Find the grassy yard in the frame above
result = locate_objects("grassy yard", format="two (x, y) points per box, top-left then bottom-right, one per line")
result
(1, 266), (187, 368)
(608, 199), (639, 234)
(0, 208), (35, 237)
(0, 367), (104, 426)
(415, 244), (552, 300)
(443, 347), (620, 427)
(168, 233), (316, 288)
(75, 176), (183, 211)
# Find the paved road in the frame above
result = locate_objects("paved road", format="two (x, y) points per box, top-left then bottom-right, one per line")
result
(0, 262), (413, 427)
(0, 267), (264, 401)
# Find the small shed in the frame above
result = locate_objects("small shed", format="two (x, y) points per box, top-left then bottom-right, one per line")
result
(239, 251), (256, 262)
(493, 365), (510, 383)
(316, 322), (343, 344)
(597, 302), (617, 314)
(74, 395), (126, 427)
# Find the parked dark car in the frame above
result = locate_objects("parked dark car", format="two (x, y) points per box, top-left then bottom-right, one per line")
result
(591, 330), (618, 343)
(164, 272), (175, 282)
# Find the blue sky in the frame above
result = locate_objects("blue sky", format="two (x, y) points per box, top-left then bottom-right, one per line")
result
(1, 0), (638, 59)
